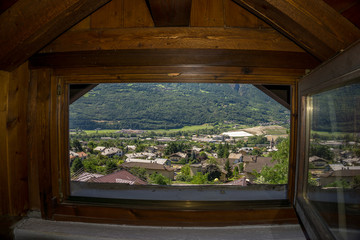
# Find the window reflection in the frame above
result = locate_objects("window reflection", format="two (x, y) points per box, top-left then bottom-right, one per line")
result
(307, 82), (360, 240)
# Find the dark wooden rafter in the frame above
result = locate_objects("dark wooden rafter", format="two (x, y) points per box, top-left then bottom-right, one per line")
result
(0, 0), (111, 72)
(70, 84), (98, 104)
(255, 85), (291, 110)
(232, 0), (360, 61)
(146, 0), (192, 27)
(30, 49), (319, 70)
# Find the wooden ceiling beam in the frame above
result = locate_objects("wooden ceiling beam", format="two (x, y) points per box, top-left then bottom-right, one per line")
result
(30, 49), (320, 70)
(0, 0), (111, 71)
(232, 0), (360, 61)
(40, 27), (304, 53)
(146, 0), (192, 27)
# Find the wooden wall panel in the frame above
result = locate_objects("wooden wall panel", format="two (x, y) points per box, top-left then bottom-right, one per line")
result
(224, 0), (269, 28)
(7, 62), (29, 215)
(123, 0), (154, 27)
(70, 16), (91, 32)
(32, 69), (54, 219)
(27, 70), (40, 210)
(91, 0), (124, 29)
(90, 0), (154, 29)
(190, 0), (224, 27)
(0, 63), (29, 216)
(0, 71), (10, 215)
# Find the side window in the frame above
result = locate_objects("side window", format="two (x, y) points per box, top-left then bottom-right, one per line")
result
(306, 82), (360, 239)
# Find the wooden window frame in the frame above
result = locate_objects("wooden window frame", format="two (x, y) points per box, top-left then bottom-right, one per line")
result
(295, 41), (360, 239)
(29, 53), (299, 226)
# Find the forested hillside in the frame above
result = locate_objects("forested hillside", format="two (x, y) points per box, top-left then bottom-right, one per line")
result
(69, 83), (290, 130)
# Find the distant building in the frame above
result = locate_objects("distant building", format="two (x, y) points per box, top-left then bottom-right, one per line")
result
(122, 162), (175, 180)
(309, 156), (329, 168)
(228, 153), (243, 163)
(224, 177), (247, 186)
(101, 147), (123, 158)
(169, 152), (188, 162)
(319, 168), (360, 186)
(243, 156), (275, 182)
(93, 170), (147, 185)
(71, 172), (103, 182)
(125, 158), (170, 166)
(94, 146), (106, 152)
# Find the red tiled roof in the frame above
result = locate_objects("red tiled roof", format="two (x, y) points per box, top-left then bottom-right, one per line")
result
(94, 170), (147, 185)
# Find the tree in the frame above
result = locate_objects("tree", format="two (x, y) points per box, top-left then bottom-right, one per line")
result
(203, 164), (221, 182)
(191, 172), (208, 184)
(129, 167), (147, 181)
(71, 158), (83, 173)
(254, 137), (289, 184)
(176, 164), (192, 182)
(309, 142), (334, 161)
(72, 139), (83, 152)
(149, 173), (171, 185)
(225, 159), (232, 179)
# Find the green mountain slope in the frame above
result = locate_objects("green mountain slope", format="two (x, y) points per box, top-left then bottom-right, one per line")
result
(69, 83), (290, 130)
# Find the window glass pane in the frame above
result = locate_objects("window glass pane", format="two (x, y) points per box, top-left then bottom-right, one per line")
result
(307, 81), (360, 239)
(68, 83), (290, 200)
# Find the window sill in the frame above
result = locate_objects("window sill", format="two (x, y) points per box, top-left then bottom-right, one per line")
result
(14, 217), (307, 240)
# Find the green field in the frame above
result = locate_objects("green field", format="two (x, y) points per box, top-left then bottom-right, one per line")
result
(147, 124), (215, 133)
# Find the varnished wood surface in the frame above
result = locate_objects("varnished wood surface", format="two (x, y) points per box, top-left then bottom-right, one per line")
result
(40, 27), (304, 53)
(0, 70), (10, 215)
(31, 49), (320, 70)
(52, 203), (298, 226)
(0, 0), (111, 71)
(233, 0), (360, 61)
(0, 63), (29, 216)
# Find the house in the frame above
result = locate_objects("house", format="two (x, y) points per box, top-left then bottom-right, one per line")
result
(243, 157), (275, 182)
(101, 147), (123, 158)
(309, 156), (329, 168)
(224, 177), (248, 186)
(93, 170), (147, 185)
(189, 164), (202, 177)
(71, 172), (104, 182)
(228, 153), (243, 163)
(93, 146), (106, 152)
(126, 145), (136, 151)
(319, 168), (360, 186)
(125, 158), (170, 166)
(169, 152), (188, 162)
(121, 162), (175, 180)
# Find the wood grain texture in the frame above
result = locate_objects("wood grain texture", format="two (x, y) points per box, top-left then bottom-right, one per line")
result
(91, 0), (124, 29)
(32, 69), (54, 219)
(7, 63), (30, 216)
(40, 27), (304, 53)
(30, 49), (320, 70)
(54, 66), (306, 78)
(233, 0), (360, 61)
(0, 63), (29, 216)
(224, 0), (269, 28)
(52, 203), (298, 226)
(0, 71), (10, 215)
(27, 70), (40, 211)
(0, 0), (111, 71)
(123, 0), (154, 27)
(90, 0), (154, 29)
(190, 0), (224, 27)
